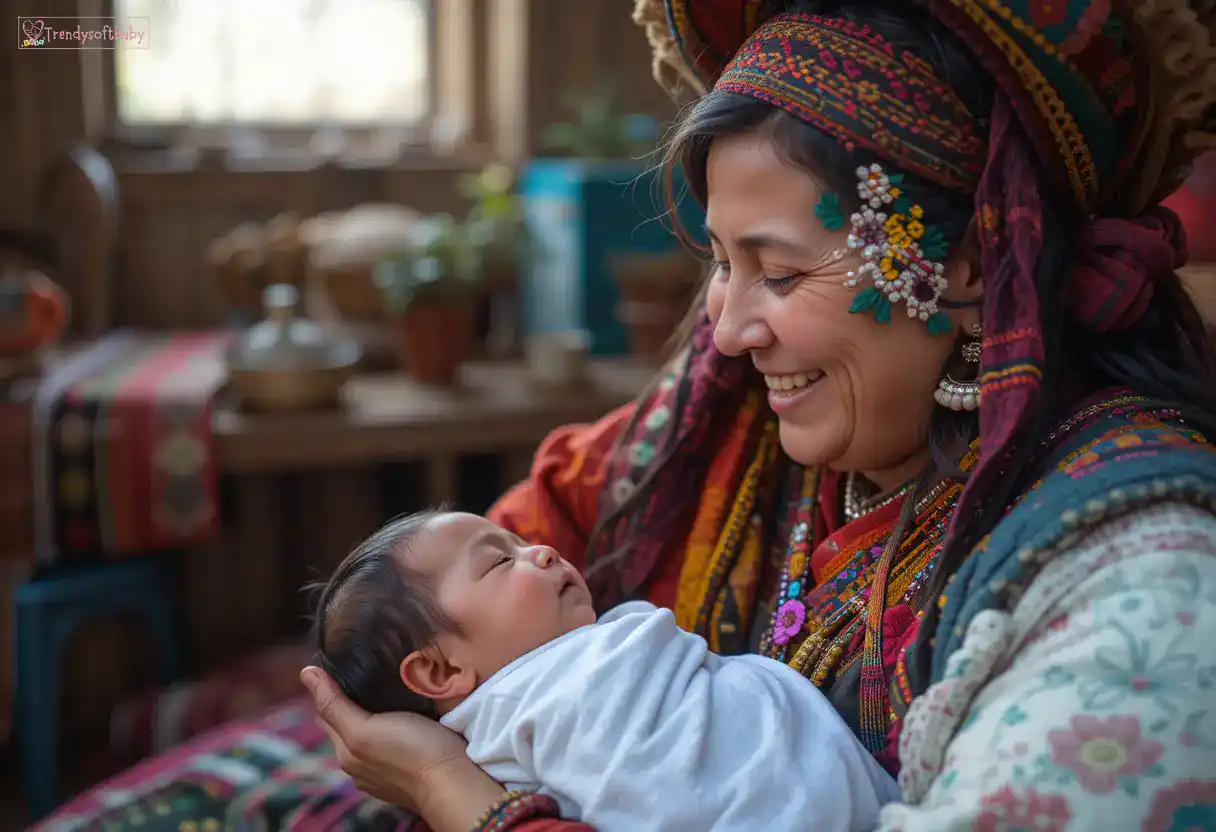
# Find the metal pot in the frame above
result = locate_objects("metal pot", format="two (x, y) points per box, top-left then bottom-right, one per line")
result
(226, 284), (362, 412)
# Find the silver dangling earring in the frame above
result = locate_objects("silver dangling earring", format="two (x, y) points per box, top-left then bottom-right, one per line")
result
(934, 323), (982, 412)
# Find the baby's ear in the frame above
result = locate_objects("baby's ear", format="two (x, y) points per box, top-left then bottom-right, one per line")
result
(400, 647), (475, 703)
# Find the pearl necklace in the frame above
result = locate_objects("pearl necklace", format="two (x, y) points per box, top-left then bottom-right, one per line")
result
(843, 471), (915, 522)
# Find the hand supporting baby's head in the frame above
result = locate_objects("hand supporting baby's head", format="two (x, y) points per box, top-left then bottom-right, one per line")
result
(314, 509), (596, 717)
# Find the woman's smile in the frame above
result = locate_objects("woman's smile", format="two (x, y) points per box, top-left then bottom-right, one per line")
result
(763, 369), (826, 415)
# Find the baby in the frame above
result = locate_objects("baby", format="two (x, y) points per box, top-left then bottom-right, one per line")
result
(314, 509), (899, 832)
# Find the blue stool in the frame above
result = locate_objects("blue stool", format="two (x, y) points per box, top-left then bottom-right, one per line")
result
(15, 556), (188, 820)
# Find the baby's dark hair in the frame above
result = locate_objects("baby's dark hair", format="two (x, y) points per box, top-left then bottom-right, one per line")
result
(311, 508), (457, 717)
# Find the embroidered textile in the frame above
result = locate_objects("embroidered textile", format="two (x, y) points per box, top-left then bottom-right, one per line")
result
(715, 14), (986, 191)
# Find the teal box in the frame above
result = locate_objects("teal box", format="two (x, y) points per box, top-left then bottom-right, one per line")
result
(521, 159), (706, 355)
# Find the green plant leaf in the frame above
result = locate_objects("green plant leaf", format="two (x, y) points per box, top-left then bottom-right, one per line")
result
(893, 197), (911, 216)
(927, 311), (952, 336)
(887, 172), (905, 185)
(873, 295), (892, 324)
(848, 286), (880, 313)
(375, 213), (492, 316)
(543, 83), (649, 160)
(543, 122), (580, 153)
(815, 192), (845, 231)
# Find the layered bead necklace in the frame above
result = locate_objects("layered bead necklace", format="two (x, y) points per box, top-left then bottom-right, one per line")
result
(758, 466), (960, 755)
(761, 469), (958, 671)
(843, 471), (916, 523)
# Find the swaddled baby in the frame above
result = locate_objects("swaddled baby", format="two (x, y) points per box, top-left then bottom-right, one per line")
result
(314, 509), (899, 832)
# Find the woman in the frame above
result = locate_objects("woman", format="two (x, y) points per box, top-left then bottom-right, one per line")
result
(39, 0), (1216, 830)
(298, 1), (1216, 830)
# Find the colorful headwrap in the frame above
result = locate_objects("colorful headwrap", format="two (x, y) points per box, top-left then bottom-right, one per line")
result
(602, 0), (1216, 651)
(714, 15), (987, 190)
(654, 0), (1216, 214)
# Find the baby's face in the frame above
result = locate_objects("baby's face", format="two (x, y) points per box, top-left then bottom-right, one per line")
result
(407, 512), (596, 682)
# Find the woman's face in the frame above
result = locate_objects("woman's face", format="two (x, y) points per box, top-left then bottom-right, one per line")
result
(703, 132), (978, 484)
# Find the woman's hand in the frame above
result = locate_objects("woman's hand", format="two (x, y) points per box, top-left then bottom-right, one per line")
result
(301, 666), (506, 830)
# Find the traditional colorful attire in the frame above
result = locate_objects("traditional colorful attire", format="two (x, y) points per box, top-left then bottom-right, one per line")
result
(33, 1), (1216, 831)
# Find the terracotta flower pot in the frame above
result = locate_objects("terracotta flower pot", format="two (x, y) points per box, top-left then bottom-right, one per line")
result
(394, 303), (477, 385)
(611, 253), (702, 363)
(616, 299), (685, 360)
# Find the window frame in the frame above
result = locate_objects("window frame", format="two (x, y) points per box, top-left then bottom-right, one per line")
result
(88, 0), (497, 169)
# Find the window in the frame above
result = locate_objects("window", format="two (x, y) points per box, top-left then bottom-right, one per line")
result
(113, 0), (433, 150)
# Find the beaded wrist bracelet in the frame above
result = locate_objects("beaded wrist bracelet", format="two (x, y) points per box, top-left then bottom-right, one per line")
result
(472, 790), (562, 832)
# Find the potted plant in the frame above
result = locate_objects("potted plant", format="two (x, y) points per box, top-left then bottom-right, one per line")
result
(374, 215), (487, 384)
(610, 251), (703, 363)
(459, 164), (536, 358)
(543, 83), (661, 162)
(460, 164), (528, 283)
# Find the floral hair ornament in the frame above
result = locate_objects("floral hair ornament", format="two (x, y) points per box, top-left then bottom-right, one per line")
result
(842, 163), (952, 336)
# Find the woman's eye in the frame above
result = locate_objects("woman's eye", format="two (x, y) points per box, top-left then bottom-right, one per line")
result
(711, 258), (730, 277)
(761, 274), (801, 293)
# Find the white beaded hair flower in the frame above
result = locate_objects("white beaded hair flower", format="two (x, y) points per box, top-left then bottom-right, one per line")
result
(838, 163), (953, 336)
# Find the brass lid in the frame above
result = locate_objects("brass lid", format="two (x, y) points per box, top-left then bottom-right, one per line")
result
(227, 284), (361, 373)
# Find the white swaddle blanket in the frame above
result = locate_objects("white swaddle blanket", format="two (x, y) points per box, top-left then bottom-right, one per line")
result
(442, 601), (900, 831)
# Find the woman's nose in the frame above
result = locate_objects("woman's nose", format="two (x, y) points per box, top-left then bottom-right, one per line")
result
(714, 307), (771, 357)
(711, 283), (771, 357)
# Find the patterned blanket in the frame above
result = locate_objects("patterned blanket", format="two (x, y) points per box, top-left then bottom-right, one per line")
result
(31, 332), (230, 565)
(35, 699), (415, 832)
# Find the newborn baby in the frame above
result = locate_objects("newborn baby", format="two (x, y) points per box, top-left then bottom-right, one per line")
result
(314, 509), (899, 832)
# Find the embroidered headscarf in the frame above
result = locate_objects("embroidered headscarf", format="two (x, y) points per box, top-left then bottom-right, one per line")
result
(598, 0), (1216, 635)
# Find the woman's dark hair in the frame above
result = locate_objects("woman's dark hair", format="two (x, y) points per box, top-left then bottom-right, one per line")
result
(619, 0), (1216, 640)
(311, 509), (458, 717)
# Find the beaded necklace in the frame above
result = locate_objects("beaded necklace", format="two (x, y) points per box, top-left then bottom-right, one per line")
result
(760, 466), (821, 663)
(756, 462), (961, 755)
(843, 471), (915, 522)
(785, 480), (957, 676)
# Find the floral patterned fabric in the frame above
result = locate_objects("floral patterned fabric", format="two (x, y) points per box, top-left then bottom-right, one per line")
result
(882, 502), (1216, 831)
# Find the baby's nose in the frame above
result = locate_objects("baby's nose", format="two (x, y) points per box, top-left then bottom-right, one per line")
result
(531, 548), (556, 568)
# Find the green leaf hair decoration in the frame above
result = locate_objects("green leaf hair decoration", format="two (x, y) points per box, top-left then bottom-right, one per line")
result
(815, 192), (845, 231)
